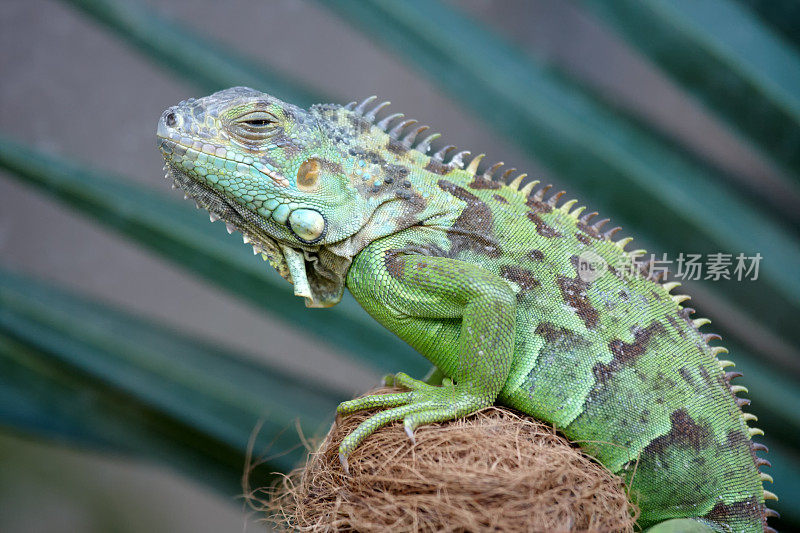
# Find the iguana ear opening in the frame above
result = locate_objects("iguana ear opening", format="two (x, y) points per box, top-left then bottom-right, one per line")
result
(296, 158), (321, 192)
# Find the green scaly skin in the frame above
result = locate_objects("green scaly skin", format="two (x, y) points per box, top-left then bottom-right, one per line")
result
(157, 88), (777, 532)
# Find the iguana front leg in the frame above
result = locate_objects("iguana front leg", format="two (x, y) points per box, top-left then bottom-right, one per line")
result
(338, 235), (517, 468)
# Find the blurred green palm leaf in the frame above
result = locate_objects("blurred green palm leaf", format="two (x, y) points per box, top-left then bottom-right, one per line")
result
(0, 267), (346, 493)
(1, 0), (798, 528)
(739, 0), (800, 51)
(64, 0), (324, 105)
(579, 0), (800, 197)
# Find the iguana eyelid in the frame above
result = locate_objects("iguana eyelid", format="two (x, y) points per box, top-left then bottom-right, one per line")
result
(229, 111), (279, 143)
(235, 110), (278, 126)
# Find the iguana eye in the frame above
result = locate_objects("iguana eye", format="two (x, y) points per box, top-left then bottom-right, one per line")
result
(236, 111), (277, 126)
(230, 111), (279, 143)
(243, 119), (272, 126)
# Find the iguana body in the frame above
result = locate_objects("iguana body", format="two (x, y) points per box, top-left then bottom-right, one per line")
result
(157, 87), (776, 532)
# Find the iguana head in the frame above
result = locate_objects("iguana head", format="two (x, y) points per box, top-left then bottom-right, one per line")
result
(157, 87), (441, 307)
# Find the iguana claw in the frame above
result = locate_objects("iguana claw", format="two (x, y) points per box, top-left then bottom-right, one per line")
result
(336, 372), (488, 460)
(404, 424), (416, 444)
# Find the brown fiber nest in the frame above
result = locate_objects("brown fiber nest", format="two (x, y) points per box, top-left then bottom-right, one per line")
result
(253, 387), (638, 532)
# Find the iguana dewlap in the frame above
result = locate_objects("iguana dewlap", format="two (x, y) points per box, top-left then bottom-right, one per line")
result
(157, 87), (776, 532)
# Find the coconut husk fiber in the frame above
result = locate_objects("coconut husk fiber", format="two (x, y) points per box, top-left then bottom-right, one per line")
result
(255, 387), (638, 532)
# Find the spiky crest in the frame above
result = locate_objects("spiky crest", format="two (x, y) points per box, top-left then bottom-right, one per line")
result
(432, 145), (456, 162)
(465, 154), (485, 174)
(519, 180), (539, 197)
(341, 98), (672, 292)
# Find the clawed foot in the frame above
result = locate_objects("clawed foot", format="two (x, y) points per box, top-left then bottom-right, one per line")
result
(336, 372), (488, 474)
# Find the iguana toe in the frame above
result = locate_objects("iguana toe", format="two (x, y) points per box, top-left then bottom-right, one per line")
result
(337, 375), (490, 459)
(336, 391), (414, 416)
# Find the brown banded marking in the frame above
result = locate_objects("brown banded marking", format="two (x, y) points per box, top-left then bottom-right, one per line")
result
(525, 195), (554, 214)
(576, 219), (602, 240)
(492, 194), (509, 204)
(532, 322), (592, 350)
(386, 139), (409, 155)
(643, 409), (713, 456)
(437, 180), (502, 258)
(499, 265), (541, 294)
(527, 212), (562, 238)
(677, 366), (703, 391)
(592, 322), (667, 384)
(610, 322), (667, 367)
(556, 258), (601, 329)
(725, 428), (749, 450)
(468, 176), (502, 190)
(343, 96), (654, 279)
(383, 249), (406, 280)
(698, 366), (715, 388)
(528, 249), (545, 262)
(703, 497), (765, 531)
(424, 159), (450, 175)
(665, 315), (687, 338)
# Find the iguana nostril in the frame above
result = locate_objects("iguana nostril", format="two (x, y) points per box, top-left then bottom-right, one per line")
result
(165, 112), (177, 127)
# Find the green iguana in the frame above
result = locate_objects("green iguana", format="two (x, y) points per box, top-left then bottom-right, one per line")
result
(157, 87), (776, 532)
